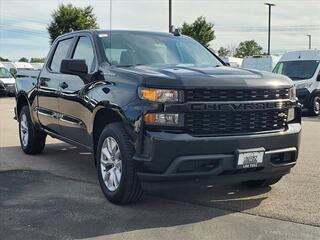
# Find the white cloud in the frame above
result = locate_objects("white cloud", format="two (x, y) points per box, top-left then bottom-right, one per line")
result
(15, 22), (47, 31)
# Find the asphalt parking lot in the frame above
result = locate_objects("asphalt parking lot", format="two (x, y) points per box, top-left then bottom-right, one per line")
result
(1, 97), (319, 240)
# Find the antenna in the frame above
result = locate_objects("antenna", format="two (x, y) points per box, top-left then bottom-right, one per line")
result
(109, 0), (112, 62)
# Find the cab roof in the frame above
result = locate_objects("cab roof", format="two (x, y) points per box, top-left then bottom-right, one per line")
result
(59, 29), (176, 38)
(280, 50), (320, 62)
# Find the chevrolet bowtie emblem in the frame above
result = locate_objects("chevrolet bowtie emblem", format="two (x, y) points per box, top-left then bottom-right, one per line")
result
(278, 112), (287, 118)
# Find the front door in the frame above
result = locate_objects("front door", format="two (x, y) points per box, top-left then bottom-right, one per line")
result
(37, 37), (74, 134)
(58, 35), (96, 147)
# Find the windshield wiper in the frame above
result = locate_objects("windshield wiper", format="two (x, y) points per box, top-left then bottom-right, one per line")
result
(290, 76), (306, 80)
(117, 64), (145, 67)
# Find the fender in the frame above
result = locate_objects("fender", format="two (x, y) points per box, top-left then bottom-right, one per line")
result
(308, 89), (320, 106)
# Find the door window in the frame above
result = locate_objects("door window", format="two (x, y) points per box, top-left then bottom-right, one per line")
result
(72, 37), (95, 72)
(49, 38), (73, 72)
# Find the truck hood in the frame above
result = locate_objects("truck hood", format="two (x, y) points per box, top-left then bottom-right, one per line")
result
(121, 65), (293, 89)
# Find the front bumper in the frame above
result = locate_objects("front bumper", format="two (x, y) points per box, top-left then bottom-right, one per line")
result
(134, 123), (301, 182)
(0, 83), (16, 95)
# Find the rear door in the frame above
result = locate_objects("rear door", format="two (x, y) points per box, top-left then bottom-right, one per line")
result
(58, 35), (97, 146)
(37, 37), (74, 133)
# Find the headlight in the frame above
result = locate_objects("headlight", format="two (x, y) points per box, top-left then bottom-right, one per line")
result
(289, 86), (296, 101)
(287, 108), (295, 122)
(296, 82), (312, 89)
(139, 87), (179, 103)
(144, 113), (182, 126)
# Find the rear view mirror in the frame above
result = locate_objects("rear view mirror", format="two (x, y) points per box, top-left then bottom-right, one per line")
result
(60, 59), (88, 76)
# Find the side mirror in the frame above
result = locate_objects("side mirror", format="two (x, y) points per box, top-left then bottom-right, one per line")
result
(10, 68), (17, 78)
(317, 73), (320, 81)
(60, 59), (88, 76)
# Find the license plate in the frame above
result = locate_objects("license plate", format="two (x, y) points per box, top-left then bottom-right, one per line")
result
(237, 149), (264, 168)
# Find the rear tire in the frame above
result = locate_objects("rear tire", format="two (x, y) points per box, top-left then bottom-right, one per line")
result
(242, 177), (283, 187)
(309, 95), (320, 116)
(96, 122), (143, 204)
(19, 106), (46, 154)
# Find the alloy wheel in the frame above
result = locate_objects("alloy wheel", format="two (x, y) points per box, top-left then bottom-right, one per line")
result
(314, 96), (320, 115)
(20, 113), (29, 147)
(100, 137), (122, 191)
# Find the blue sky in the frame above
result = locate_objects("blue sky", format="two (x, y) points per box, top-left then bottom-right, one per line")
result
(0, 0), (319, 61)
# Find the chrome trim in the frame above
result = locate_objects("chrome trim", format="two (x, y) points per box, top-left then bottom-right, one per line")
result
(37, 110), (53, 118)
(265, 147), (297, 155)
(185, 99), (294, 104)
(60, 117), (84, 126)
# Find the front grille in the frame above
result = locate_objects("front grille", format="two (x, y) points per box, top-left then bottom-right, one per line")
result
(184, 88), (290, 102)
(185, 110), (287, 135)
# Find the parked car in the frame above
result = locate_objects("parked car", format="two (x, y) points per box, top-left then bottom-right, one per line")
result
(15, 69), (41, 79)
(273, 50), (320, 116)
(14, 30), (301, 204)
(12, 62), (34, 70)
(0, 61), (15, 70)
(242, 55), (280, 72)
(221, 57), (243, 67)
(0, 62), (16, 96)
(30, 62), (44, 70)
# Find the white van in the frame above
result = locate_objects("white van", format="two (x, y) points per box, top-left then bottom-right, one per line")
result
(273, 50), (320, 116)
(0, 62), (16, 96)
(242, 55), (280, 72)
(12, 62), (34, 70)
(221, 57), (243, 67)
(30, 62), (44, 70)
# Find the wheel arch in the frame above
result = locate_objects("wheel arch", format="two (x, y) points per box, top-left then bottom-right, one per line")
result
(16, 92), (31, 118)
(308, 89), (320, 106)
(92, 106), (125, 152)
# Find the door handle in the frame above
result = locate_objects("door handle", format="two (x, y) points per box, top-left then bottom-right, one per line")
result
(59, 82), (68, 89)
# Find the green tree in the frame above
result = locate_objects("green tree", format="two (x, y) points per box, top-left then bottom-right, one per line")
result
(217, 47), (230, 57)
(30, 57), (45, 63)
(180, 16), (215, 47)
(18, 57), (29, 62)
(47, 4), (99, 44)
(234, 40), (263, 58)
(0, 57), (10, 62)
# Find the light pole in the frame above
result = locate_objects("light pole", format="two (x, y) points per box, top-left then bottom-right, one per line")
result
(265, 3), (275, 55)
(306, 35), (312, 49)
(169, 0), (173, 32)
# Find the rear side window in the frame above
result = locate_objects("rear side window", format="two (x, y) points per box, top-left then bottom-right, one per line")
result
(72, 37), (95, 72)
(49, 38), (73, 72)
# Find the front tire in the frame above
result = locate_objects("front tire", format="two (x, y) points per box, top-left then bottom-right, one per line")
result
(242, 177), (283, 188)
(309, 95), (320, 116)
(19, 106), (46, 154)
(96, 122), (143, 204)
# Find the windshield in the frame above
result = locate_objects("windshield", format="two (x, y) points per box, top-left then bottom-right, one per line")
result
(0, 67), (13, 78)
(99, 32), (222, 68)
(273, 60), (320, 80)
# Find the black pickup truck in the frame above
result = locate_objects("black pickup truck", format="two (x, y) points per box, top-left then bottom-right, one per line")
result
(15, 30), (301, 204)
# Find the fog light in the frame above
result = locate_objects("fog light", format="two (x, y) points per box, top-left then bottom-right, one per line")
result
(144, 113), (181, 126)
(287, 108), (295, 122)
